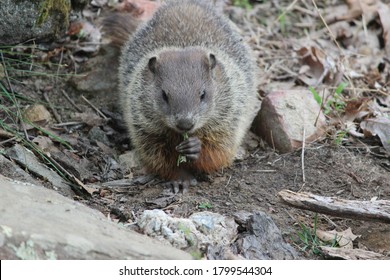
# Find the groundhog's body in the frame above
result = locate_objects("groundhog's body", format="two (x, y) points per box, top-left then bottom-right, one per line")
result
(119, 0), (259, 181)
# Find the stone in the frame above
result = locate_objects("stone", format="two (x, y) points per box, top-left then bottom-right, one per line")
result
(234, 211), (299, 260)
(22, 104), (52, 124)
(0, 155), (41, 186)
(252, 89), (326, 153)
(0, 0), (70, 45)
(137, 210), (238, 251)
(0, 175), (191, 259)
(6, 144), (73, 197)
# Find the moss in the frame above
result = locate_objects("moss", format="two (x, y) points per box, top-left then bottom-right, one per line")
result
(36, 0), (71, 27)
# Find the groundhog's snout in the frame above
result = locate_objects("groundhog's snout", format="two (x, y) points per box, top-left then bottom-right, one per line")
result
(175, 117), (194, 132)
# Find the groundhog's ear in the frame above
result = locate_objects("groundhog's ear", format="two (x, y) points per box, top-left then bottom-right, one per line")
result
(148, 56), (157, 73)
(209, 53), (216, 70)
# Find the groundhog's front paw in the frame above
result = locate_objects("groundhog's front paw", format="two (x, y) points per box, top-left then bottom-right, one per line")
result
(175, 136), (201, 160)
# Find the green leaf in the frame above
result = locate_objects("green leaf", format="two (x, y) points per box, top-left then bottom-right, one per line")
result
(309, 86), (322, 105)
(335, 82), (348, 95)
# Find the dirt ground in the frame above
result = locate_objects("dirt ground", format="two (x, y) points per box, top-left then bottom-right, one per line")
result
(1, 0), (390, 259)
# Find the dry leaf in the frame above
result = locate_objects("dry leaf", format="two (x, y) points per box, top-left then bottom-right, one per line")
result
(343, 98), (371, 123)
(117, 0), (160, 21)
(316, 227), (358, 249)
(296, 46), (342, 87)
(360, 116), (390, 152)
(345, 0), (380, 22)
(377, 2), (390, 55)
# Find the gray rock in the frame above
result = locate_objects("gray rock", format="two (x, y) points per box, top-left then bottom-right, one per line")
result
(0, 155), (41, 186)
(6, 144), (73, 197)
(0, 175), (191, 260)
(88, 126), (110, 146)
(0, 0), (70, 45)
(235, 211), (299, 260)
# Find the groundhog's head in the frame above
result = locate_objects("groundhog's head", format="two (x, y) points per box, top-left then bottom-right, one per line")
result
(145, 47), (221, 134)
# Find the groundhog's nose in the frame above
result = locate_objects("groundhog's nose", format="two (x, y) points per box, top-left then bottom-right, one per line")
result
(176, 118), (194, 132)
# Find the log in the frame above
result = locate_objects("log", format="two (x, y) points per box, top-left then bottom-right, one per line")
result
(278, 190), (390, 224)
(319, 246), (388, 260)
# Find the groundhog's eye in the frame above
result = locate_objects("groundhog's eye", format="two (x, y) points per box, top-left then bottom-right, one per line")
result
(162, 90), (169, 103)
(200, 90), (206, 100)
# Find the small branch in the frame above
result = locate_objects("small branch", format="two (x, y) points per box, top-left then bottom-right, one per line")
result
(61, 90), (83, 112)
(278, 190), (390, 224)
(81, 95), (109, 120)
(43, 91), (62, 123)
(301, 127), (306, 186)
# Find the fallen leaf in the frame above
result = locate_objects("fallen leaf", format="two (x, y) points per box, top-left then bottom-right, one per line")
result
(316, 227), (358, 249)
(117, 0), (160, 21)
(360, 116), (390, 152)
(377, 2), (390, 55)
(297, 46), (343, 87)
(345, 0), (380, 22)
(343, 98), (371, 123)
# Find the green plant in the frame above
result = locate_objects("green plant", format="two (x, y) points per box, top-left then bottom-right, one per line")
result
(334, 129), (348, 146)
(178, 223), (195, 247)
(294, 214), (338, 256)
(198, 202), (213, 209)
(310, 82), (347, 115)
(177, 132), (189, 166)
(278, 12), (287, 34)
(233, 0), (252, 9)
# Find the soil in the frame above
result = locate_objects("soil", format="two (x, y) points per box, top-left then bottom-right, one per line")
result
(1, 0), (389, 260)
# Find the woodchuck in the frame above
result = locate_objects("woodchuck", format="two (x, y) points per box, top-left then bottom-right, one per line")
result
(118, 0), (259, 191)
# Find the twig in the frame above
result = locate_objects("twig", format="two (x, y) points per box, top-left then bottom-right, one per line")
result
(0, 136), (17, 145)
(43, 91), (62, 123)
(301, 127), (306, 187)
(273, 0), (299, 26)
(52, 121), (84, 127)
(81, 95), (109, 120)
(224, 175), (232, 188)
(61, 90), (83, 112)
(55, 48), (64, 85)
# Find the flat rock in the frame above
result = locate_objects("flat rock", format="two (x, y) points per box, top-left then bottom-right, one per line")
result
(0, 0), (70, 45)
(0, 175), (191, 260)
(0, 155), (41, 186)
(5, 144), (73, 197)
(252, 89), (326, 153)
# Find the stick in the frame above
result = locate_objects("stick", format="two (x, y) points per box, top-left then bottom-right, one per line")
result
(301, 127), (306, 185)
(43, 91), (62, 123)
(61, 90), (83, 112)
(278, 190), (390, 224)
(81, 95), (109, 120)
